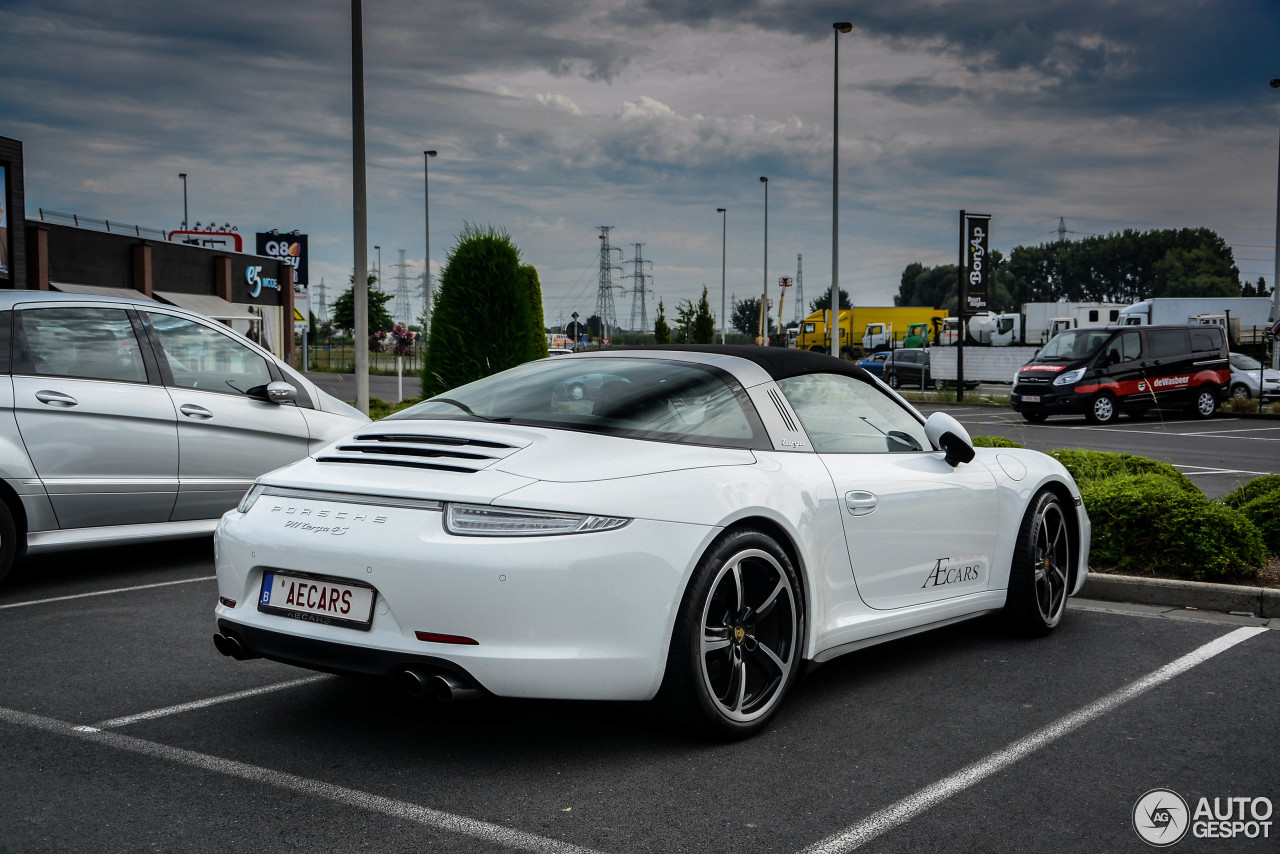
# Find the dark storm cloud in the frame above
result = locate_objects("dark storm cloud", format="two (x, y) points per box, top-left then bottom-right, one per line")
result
(636, 0), (1280, 116)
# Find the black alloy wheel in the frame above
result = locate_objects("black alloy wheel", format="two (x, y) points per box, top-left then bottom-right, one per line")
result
(658, 529), (803, 738)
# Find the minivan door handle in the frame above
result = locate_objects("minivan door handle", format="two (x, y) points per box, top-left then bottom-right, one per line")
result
(845, 491), (879, 516)
(179, 404), (214, 420)
(34, 390), (78, 407)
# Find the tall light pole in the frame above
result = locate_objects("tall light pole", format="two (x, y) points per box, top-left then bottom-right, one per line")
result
(179, 173), (188, 231)
(760, 176), (768, 345)
(424, 149), (438, 336)
(717, 208), (727, 344)
(351, 0), (370, 414)
(1271, 79), (1280, 359)
(832, 22), (853, 358)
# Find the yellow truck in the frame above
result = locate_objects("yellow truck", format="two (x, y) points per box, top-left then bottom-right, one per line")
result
(796, 307), (950, 359)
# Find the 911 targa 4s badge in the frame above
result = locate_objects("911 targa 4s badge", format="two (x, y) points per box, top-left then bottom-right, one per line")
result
(214, 346), (1090, 738)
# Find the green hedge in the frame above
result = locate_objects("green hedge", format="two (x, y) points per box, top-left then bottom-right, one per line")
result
(1082, 474), (1265, 581)
(972, 436), (1023, 448)
(1048, 449), (1200, 494)
(1239, 491), (1280, 555)
(369, 397), (423, 420)
(1221, 474), (1280, 510)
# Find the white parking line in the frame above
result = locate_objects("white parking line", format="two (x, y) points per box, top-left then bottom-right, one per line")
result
(1174, 464), (1276, 477)
(93, 676), (329, 729)
(798, 625), (1269, 854)
(0, 576), (216, 610)
(0, 705), (606, 854)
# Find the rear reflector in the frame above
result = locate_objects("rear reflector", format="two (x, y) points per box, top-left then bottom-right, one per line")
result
(219, 597), (237, 608)
(414, 631), (479, 646)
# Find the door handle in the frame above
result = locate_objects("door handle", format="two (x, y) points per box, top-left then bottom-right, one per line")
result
(844, 491), (878, 516)
(179, 404), (214, 420)
(35, 390), (78, 407)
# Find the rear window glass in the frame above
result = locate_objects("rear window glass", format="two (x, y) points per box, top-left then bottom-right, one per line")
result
(391, 357), (767, 449)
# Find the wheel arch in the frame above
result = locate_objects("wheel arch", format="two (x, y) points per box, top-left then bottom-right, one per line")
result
(0, 478), (29, 556)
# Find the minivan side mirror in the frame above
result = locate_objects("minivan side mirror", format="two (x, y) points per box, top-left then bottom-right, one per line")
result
(924, 411), (976, 467)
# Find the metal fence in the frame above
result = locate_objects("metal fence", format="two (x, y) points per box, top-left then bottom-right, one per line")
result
(37, 209), (167, 240)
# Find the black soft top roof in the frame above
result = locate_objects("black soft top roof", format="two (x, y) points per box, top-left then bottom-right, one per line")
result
(607, 345), (874, 383)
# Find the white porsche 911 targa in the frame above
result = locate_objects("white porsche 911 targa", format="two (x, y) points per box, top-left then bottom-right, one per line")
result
(214, 346), (1089, 737)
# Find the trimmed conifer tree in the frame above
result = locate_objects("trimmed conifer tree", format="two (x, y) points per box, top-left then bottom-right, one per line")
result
(423, 225), (538, 397)
(521, 264), (549, 360)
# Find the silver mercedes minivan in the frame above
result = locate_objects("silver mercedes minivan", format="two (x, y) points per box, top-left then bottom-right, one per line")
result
(0, 290), (369, 583)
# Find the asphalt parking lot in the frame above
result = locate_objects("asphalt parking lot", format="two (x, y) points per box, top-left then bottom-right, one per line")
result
(2, 546), (1276, 853)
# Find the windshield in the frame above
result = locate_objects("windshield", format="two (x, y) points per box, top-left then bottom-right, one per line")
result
(1230, 352), (1261, 371)
(1036, 329), (1115, 362)
(390, 357), (766, 449)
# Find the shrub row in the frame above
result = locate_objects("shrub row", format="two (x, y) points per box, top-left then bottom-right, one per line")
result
(971, 442), (1277, 583)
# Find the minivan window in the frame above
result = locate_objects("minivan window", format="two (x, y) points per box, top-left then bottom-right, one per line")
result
(1148, 328), (1189, 359)
(20, 307), (148, 383)
(1121, 331), (1142, 361)
(1190, 329), (1222, 352)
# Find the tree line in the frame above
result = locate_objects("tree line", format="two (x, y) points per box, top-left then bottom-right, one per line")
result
(894, 227), (1271, 313)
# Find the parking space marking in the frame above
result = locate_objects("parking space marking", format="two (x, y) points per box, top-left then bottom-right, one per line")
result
(1175, 464), (1275, 477)
(0, 705), (607, 854)
(798, 625), (1269, 854)
(93, 676), (329, 730)
(0, 576), (216, 610)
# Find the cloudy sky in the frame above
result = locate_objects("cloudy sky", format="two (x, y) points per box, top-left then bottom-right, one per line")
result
(3, 0), (1278, 331)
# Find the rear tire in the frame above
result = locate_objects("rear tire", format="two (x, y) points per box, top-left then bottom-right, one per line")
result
(1085, 393), (1117, 424)
(1003, 490), (1071, 637)
(888, 374), (900, 389)
(1192, 386), (1218, 419)
(0, 501), (17, 585)
(656, 529), (804, 739)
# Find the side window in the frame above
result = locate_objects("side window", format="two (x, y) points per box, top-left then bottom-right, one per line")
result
(146, 312), (271, 395)
(1120, 331), (1142, 361)
(1190, 330), (1221, 352)
(777, 373), (931, 454)
(1088, 310), (1099, 322)
(1148, 329), (1189, 359)
(19, 307), (148, 383)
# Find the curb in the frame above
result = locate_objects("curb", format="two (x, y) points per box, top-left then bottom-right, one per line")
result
(1081, 573), (1280, 619)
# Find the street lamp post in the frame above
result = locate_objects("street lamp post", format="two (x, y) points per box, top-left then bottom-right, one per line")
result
(1271, 80), (1280, 364)
(832, 22), (853, 359)
(424, 150), (438, 336)
(760, 176), (768, 345)
(351, 0), (370, 414)
(717, 208), (727, 344)
(179, 173), (188, 231)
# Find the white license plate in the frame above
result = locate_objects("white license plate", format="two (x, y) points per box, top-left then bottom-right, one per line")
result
(258, 571), (376, 630)
(1021, 395), (1041, 403)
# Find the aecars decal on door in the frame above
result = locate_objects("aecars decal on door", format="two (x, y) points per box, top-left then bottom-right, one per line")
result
(921, 555), (988, 589)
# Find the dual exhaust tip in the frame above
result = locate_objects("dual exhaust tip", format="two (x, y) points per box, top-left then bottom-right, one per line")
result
(400, 668), (480, 703)
(212, 633), (478, 703)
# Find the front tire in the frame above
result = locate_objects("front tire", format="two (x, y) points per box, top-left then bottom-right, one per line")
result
(657, 529), (803, 739)
(1192, 385), (1218, 419)
(1231, 383), (1250, 400)
(1085, 392), (1117, 424)
(887, 373), (900, 389)
(1003, 490), (1071, 637)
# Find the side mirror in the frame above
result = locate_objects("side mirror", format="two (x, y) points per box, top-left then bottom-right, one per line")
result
(260, 381), (298, 405)
(923, 411), (976, 467)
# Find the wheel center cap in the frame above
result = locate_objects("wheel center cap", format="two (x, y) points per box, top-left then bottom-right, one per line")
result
(733, 625), (746, 644)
